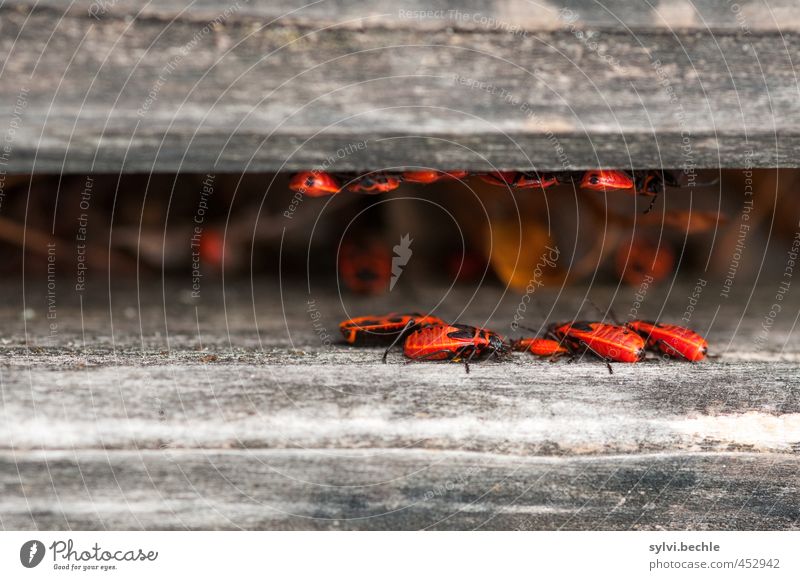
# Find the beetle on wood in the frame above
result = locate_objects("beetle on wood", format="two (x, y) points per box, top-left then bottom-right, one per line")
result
(548, 321), (646, 373)
(511, 337), (570, 359)
(339, 312), (445, 346)
(401, 323), (510, 373)
(627, 320), (709, 362)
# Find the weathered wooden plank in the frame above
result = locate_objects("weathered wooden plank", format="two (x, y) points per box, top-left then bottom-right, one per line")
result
(1, 282), (798, 458)
(2, 450), (798, 530)
(27, 0), (800, 32)
(1, 361), (799, 455)
(0, 1), (798, 172)
(1, 282), (798, 530)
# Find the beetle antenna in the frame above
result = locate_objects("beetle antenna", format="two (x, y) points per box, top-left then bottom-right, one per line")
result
(584, 298), (622, 325)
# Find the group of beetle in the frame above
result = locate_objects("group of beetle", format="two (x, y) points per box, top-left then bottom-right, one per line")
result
(291, 169), (689, 212)
(321, 168), (709, 369)
(339, 311), (708, 373)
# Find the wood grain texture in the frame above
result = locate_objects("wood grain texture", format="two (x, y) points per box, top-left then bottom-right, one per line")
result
(24, 0), (800, 31)
(1, 361), (799, 455)
(2, 451), (799, 530)
(0, 1), (798, 172)
(1, 282), (799, 529)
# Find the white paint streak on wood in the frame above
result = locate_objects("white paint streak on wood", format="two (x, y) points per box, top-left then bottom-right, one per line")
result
(655, 0), (700, 29)
(673, 412), (800, 451)
(4, 411), (798, 454)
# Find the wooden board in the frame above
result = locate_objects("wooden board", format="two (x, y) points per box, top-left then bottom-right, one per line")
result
(3, 451), (799, 530)
(1, 0), (799, 172)
(1, 282), (799, 529)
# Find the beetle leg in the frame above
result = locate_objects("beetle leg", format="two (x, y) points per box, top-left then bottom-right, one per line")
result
(566, 344), (583, 365)
(462, 346), (482, 374)
(382, 320), (416, 363)
(574, 339), (614, 374)
(547, 350), (569, 363)
(643, 193), (659, 214)
(444, 345), (477, 373)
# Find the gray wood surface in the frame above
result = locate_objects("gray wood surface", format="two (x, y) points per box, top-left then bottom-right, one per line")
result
(1, 0), (799, 172)
(2, 451), (799, 530)
(1, 282), (799, 529)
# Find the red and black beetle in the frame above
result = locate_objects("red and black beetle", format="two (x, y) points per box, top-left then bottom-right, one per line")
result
(479, 171), (560, 189)
(339, 312), (446, 346)
(634, 169), (682, 195)
(402, 170), (469, 184)
(338, 239), (392, 295)
(579, 170), (635, 191)
(511, 337), (570, 359)
(615, 239), (675, 286)
(289, 171), (342, 197)
(626, 320), (708, 362)
(346, 172), (402, 194)
(548, 321), (646, 373)
(402, 323), (510, 372)
(579, 169), (684, 213)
